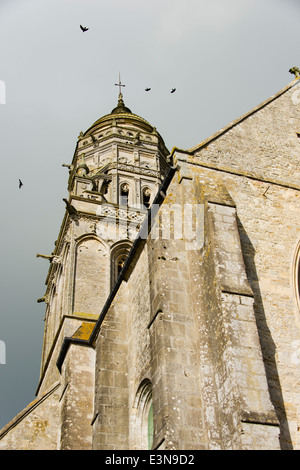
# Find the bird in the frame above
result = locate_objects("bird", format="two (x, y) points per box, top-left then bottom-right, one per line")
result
(145, 88), (151, 92)
(80, 25), (89, 32)
(18, 179), (23, 189)
(171, 88), (176, 93)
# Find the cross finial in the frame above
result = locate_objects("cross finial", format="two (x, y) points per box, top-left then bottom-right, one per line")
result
(115, 73), (125, 96)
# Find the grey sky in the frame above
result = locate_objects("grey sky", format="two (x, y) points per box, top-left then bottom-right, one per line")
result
(0, 0), (299, 430)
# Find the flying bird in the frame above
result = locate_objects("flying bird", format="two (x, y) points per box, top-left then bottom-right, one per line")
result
(145, 88), (151, 91)
(80, 25), (89, 32)
(18, 179), (23, 189)
(171, 88), (176, 93)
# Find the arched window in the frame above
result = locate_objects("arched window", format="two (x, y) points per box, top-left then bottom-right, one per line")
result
(110, 240), (132, 287)
(293, 240), (300, 312)
(120, 183), (130, 206)
(117, 257), (125, 276)
(142, 188), (152, 209)
(132, 379), (154, 450)
(147, 402), (154, 450)
(298, 261), (300, 301)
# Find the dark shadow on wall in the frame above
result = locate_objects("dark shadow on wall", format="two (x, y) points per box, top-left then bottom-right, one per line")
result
(237, 216), (293, 450)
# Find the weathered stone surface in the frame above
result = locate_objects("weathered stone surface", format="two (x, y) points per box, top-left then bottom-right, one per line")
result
(0, 382), (61, 450)
(1, 80), (300, 450)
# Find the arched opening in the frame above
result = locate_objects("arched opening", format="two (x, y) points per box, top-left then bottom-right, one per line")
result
(132, 379), (154, 450)
(120, 183), (130, 206)
(117, 255), (126, 277)
(298, 261), (300, 302)
(293, 240), (300, 313)
(110, 240), (132, 287)
(142, 188), (152, 209)
(147, 402), (154, 450)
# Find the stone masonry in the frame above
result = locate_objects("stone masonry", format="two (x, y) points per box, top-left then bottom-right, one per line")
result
(1, 78), (300, 450)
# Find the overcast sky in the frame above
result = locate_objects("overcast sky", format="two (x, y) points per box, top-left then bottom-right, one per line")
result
(0, 0), (299, 431)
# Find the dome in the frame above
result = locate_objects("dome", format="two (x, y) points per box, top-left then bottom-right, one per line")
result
(83, 93), (155, 137)
(111, 94), (132, 114)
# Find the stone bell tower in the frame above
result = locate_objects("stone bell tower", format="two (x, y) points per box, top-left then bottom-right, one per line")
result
(32, 89), (170, 449)
(40, 90), (170, 368)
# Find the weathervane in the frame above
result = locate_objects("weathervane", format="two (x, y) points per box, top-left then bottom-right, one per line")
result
(115, 73), (126, 96)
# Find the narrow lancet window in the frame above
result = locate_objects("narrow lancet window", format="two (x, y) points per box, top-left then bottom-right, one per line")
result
(293, 240), (300, 314)
(110, 241), (132, 287)
(117, 256), (126, 277)
(142, 188), (151, 209)
(132, 379), (153, 450)
(120, 183), (129, 206)
(148, 402), (154, 449)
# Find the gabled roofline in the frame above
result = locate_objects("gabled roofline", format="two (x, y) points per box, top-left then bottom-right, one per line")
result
(0, 381), (61, 438)
(186, 77), (300, 154)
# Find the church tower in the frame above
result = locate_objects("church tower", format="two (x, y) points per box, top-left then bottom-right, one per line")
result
(34, 89), (170, 449)
(40, 88), (169, 365)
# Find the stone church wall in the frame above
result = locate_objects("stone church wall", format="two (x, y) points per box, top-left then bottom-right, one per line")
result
(92, 245), (152, 450)
(0, 382), (61, 450)
(171, 80), (300, 448)
(143, 173), (280, 449)
(190, 80), (300, 188)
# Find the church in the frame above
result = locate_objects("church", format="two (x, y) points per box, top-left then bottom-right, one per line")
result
(1, 75), (300, 450)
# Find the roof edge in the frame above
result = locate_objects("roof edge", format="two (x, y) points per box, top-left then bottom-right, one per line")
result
(83, 110), (154, 137)
(189, 78), (300, 153)
(0, 381), (61, 440)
